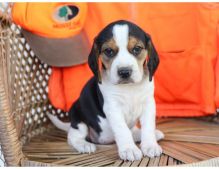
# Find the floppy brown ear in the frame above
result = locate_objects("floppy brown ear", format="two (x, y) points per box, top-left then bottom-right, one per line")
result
(145, 35), (159, 81)
(88, 39), (102, 83)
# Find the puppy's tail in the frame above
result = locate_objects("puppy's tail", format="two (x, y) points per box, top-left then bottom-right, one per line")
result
(47, 113), (70, 132)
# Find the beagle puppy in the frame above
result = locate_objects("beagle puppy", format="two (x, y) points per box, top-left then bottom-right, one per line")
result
(47, 20), (164, 161)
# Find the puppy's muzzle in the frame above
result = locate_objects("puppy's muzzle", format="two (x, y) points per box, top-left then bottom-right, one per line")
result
(118, 67), (132, 79)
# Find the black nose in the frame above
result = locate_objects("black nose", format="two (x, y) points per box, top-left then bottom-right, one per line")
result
(118, 67), (132, 79)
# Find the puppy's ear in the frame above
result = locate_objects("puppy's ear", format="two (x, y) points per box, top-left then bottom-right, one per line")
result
(145, 34), (159, 81)
(88, 38), (102, 83)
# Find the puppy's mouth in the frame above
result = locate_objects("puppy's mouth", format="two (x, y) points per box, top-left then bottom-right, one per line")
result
(117, 78), (134, 85)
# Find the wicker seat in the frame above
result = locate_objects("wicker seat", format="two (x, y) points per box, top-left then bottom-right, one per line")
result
(0, 14), (219, 167)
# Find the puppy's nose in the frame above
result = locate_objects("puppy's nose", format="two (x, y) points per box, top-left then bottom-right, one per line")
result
(118, 67), (132, 79)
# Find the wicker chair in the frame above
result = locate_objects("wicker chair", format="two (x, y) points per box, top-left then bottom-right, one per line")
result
(1, 9), (219, 167)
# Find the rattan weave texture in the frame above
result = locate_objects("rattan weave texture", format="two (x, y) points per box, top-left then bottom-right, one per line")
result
(0, 16), (66, 166)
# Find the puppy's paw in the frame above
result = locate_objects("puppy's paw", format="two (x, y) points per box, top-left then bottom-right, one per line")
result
(119, 145), (143, 161)
(155, 129), (165, 141)
(74, 141), (96, 154)
(141, 143), (162, 158)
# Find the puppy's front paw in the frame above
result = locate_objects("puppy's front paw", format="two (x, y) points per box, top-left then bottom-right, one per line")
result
(119, 145), (143, 161)
(141, 143), (162, 158)
(73, 141), (96, 154)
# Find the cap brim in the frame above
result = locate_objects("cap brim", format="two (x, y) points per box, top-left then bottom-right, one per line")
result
(21, 29), (90, 67)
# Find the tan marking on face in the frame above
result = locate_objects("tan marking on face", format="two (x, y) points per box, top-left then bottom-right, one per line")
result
(128, 36), (147, 66)
(100, 38), (118, 69)
(128, 36), (145, 53)
(100, 36), (148, 78)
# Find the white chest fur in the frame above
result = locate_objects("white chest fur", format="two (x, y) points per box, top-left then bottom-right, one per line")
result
(99, 77), (154, 128)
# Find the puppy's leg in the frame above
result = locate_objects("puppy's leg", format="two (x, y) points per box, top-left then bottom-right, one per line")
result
(132, 126), (164, 142)
(67, 123), (96, 154)
(104, 106), (142, 161)
(140, 98), (163, 158)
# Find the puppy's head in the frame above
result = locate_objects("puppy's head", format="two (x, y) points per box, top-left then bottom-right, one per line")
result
(88, 20), (159, 84)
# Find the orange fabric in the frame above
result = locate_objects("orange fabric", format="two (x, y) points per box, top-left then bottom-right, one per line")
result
(215, 19), (219, 108)
(62, 64), (92, 111)
(48, 68), (66, 110)
(48, 64), (92, 111)
(48, 3), (219, 116)
(12, 2), (87, 38)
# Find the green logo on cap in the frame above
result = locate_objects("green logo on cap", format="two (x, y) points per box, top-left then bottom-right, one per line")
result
(54, 5), (79, 22)
(59, 6), (68, 18)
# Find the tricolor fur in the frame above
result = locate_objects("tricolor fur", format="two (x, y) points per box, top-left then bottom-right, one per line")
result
(48, 20), (163, 161)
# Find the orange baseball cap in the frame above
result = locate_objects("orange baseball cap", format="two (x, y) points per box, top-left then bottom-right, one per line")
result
(12, 2), (89, 67)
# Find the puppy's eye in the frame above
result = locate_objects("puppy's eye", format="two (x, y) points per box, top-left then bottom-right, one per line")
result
(103, 48), (115, 58)
(132, 46), (142, 56)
